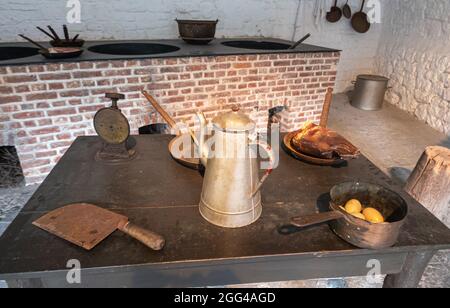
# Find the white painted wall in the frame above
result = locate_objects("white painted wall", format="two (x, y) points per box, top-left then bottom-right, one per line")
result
(0, 0), (386, 92)
(376, 0), (450, 135)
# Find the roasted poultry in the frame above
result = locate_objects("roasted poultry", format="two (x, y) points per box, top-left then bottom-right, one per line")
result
(291, 122), (360, 159)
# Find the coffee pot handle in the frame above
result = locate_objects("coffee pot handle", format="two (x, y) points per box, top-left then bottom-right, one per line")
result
(250, 139), (275, 197)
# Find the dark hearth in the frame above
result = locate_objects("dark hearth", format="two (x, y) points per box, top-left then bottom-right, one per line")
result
(0, 146), (24, 188)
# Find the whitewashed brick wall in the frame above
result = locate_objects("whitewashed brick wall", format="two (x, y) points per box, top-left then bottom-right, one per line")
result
(375, 0), (450, 135)
(0, 0), (385, 92)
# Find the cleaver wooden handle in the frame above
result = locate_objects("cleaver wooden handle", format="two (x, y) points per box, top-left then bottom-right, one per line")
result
(119, 222), (165, 251)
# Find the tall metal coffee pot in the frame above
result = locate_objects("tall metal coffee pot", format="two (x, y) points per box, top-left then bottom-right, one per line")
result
(196, 106), (274, 228)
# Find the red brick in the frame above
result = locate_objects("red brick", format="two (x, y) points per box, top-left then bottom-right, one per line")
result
(50, 141), (73, 149)
(68, 99), (82, 106)
(78, 105), (103, 113)
(211, 63), (231, 70)
(119, 85), (142, 92)
(28, 65), (45, 73)
(233, 63), (252, 69)
(1, 95), (22, 104)
(31, 84), (47, 91)
(35, 150), (58, 158)
(79, 62), (94, 69)
(14, 85), (30, 93)
(26, 92), (58, 101)
(16, 137), (38, 145)
(57, 133), (72, 140)
(70, 115), (83, 122)
(199, 79), (219, 86)
(39, 136), (55, 142)
(273, 60), (291, 66)
(127, 77), (139, 84)
(72, 71), (102, 78)
(47, 108), (76, 116)
(60, 90), (89, 98)
(13, 111), (44, 119)
(112, 78), (126, 85)
(111, 62), (125, 68)
(52, 101), (66, 107)
(8, 66), (27, 73)
(95, 62), (110, 69)
(104, 69), (131, 76)
(174, 81), (195, 88)
(82, 80), (96, 87)
(40, 73), (71, 80)
(148, 83), (171, 90)
(21, 159), (51, 169)
(38, 119), (52, 126)
(30, 127), (60, 136)
(0, 86), (13, 94)
(160, 67), (183, 73)
(48, 83), (64, 90)
(91, 88), (117, 96)
(186, 65), (207, 71)
(66, 81), (82, 88)
(4, 75), (37, 83)
(164, 96), (185, 103)
(62, 63), (79, 70)
(36, 102), (50, 109)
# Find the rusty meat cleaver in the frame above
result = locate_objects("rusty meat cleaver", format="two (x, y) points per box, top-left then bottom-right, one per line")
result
(33, 203), (165, 251)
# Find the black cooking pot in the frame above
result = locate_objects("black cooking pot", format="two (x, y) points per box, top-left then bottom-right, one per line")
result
(176, 19), (218, 45)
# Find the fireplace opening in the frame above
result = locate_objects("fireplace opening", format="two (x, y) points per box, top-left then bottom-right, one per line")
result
(139, 124), (170, 135)
(0, 146), (24, 188)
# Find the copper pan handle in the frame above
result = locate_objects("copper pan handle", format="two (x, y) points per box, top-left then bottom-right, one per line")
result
(142, 90), (177, 129)
(291, 210), (345, 228)
(319, 87), (333, 128)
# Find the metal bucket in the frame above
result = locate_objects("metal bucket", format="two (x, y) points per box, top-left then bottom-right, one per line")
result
(351, 75), (389, 111)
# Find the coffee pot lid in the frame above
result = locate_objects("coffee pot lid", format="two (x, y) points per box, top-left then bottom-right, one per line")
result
(212, 105), (255, 132)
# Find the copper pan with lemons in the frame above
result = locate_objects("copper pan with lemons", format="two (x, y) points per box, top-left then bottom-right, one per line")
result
(291, 182), (408, 249)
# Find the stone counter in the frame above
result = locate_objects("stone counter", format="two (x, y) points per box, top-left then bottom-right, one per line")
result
(0, 51), (340, 184)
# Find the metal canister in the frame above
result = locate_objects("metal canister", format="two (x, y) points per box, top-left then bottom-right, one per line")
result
(351, 75), (389, 111)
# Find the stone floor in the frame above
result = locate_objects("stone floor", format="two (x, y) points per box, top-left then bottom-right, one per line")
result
(0, 94), (449, 288)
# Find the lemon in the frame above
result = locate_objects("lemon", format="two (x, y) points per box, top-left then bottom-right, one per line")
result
(363, 207), (385, 223)
(351, 212), (366, 220)
(344, 199), (362, 214)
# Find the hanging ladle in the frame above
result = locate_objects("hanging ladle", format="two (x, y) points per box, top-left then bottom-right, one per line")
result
(288, 33), (311, 49)
(342, 0), (352, 19)
(351, 0), (370, 33)
(326, 0), (342, 23)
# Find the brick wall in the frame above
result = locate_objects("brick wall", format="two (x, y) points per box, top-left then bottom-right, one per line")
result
(0, 51), (339, 184)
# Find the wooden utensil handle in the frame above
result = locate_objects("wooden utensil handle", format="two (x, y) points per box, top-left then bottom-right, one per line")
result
(291, 210), (344, 228)
(63, 25), (70, 40)
(319, 87), (333, 128)
(119, 222), (165, 251)
(142, 90), (177, 129)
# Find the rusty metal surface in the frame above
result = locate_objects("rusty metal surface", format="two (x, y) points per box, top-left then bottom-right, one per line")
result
(0, 135), (449, 285)
(33, 203), (128, 251)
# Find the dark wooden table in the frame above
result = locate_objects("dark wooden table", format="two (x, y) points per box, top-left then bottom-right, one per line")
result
(1, 135), (449, 288)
